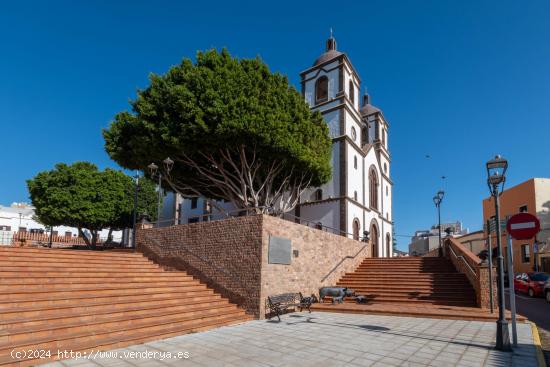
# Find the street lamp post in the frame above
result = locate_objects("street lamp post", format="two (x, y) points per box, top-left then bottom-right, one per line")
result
(486, 154), (511, 352)
(433, 190), (444, 257)
(148, 158), (175, 227)
(131, 172), (140, 249)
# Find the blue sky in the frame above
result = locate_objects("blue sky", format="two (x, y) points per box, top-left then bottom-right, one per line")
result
(1, 1), (549, 250)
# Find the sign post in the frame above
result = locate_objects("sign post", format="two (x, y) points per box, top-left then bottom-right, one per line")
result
(505, 212), (541, 348)
(506, 233), (517, 347)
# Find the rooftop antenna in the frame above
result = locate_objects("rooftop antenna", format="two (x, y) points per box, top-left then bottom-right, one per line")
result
(330, 27), (333, 38)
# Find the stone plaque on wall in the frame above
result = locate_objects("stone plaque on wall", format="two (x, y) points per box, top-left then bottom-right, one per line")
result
(268, 236), (292, 265)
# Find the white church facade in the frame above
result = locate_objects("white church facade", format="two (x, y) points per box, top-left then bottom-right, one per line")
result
(294, 35), (393, 257)
(162, 36), (393, 257)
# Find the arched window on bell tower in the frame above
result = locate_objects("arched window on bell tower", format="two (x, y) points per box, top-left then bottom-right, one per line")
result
(315, 76), (328, 104)
(349, 80), (355, 105)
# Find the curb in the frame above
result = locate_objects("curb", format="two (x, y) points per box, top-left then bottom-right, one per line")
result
(530, 321), (547, 367)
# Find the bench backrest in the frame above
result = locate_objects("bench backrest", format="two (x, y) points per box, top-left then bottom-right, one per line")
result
(268, 293), (300, 305)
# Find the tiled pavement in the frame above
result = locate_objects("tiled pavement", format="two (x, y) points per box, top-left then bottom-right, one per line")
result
(42, 312), (539, 367)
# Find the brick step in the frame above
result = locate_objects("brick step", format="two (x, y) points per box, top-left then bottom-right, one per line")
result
(340, 291), (475, 299)
(341, 274), (468, 279)
(354, 269), (457, 273)
(359, 260), (451, 264)
(356, 264), (455, 268)
(355, 267), (461, 275)
(346, 270), (470, 279)
(0, 254), (153, 265)
(0, 274), (194, 284)
(0, 257), (154, 268)
(0, 301), (238, 332)
(0, 294), (226, 320)
(0, 311), (251, 365)
(0, 247), (144, 260)
(0, 279), (200, 291)
(0, 288), (218, 309)
(336, 284), (474, 291)
(0, 305), (244, 344)
(339, 277), (470, 283)
(320, 297), (475, 306)
(0, 263), (161, 271)
(0, 267), (180, 279)
(356, 265), (455, 269)
(0, 284), (211, 300)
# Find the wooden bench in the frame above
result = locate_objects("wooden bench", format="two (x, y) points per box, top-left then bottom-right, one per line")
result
(266, 293), (315, 321)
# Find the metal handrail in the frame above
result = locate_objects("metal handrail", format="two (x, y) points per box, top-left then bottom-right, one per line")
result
(448, 242), (477, 277)
(150, 205), (366, 241)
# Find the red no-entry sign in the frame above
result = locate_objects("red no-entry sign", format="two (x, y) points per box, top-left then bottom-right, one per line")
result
(506, 213), (540, 240)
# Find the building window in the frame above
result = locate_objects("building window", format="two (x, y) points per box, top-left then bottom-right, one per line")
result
(65, 231), (72, 238)
(384, 163), (387, 173)
(311, 189), (322, 201)
(354, 191), (358, 201)
(353, 156), (357, 169)
(19, 227), (27, 233)
(0, 225), (11, 231)
(352, 218), (360, 241)
(315, 76), (328, 104)
(521, 244), (530, 263)
(315, 189), (322, 201)
(349, 80), (355, 105)
(519, 205), (528, 213)
(351, 126), (357, 142)
(188, 217), (199, 224)
(369, 168), (379, 210)
(190, 197), (198, 209)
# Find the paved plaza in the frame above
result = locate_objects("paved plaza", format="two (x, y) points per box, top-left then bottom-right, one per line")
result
(43, 312), (539, 367)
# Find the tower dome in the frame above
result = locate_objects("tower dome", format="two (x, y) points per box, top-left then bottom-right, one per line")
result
(360, 93), (381, 116)
(312, 33), (343, 67)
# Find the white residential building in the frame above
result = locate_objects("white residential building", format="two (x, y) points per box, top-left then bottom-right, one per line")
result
(0, 203), (122, 245)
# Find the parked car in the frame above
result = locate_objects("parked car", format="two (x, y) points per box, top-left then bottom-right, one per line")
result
(545, 280), (550, 303)
(513, 272), (550, 297)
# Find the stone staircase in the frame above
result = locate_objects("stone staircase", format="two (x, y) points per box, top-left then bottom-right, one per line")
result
(0, 246), (252, 366)
(335, 257), (477, 307)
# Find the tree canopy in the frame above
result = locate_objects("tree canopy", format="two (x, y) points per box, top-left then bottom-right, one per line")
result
(103, 48), (332, 214)
(27, 162), (157, 247)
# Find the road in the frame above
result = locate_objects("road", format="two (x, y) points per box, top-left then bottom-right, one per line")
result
(505, 289), (549, 331)
(505, 288), (550, 365)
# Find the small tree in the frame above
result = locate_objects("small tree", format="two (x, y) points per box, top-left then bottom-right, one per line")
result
(103, 49), (332, 214)
(27, 162), (157, 248)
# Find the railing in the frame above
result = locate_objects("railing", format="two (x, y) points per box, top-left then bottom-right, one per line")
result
(447, 242), (477, 277)
(150, 205), (364, 241)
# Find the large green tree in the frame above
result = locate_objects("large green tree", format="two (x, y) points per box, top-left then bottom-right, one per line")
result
(27, 162), (157, 247)
(103, 48), (332, 214)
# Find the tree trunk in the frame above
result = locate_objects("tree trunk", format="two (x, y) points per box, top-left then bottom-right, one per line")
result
(78, 227), (91, 247)
(104, 228), (114, 246)
(91, 230), (98, 249)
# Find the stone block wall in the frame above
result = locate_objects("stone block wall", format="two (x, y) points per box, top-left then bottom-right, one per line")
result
(136, 216), (263, 317)
(136, 214), (369, 318)
(445, 238), (497, 309)
(260, 214), (370, 317)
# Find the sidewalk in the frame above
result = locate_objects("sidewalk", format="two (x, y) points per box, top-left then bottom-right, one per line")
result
(42, 312), (539, 367)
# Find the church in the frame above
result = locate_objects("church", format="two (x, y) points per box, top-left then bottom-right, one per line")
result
(162, 35), (393, 258)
